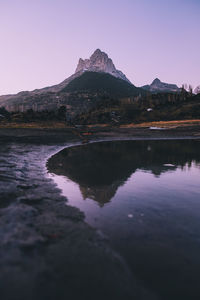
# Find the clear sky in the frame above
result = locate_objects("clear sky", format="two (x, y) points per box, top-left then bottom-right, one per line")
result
(0, 0), (199, 95)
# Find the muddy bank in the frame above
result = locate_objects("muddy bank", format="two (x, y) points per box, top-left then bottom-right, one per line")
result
(0, 124), (200, 144)
(0, 134), (159, 300)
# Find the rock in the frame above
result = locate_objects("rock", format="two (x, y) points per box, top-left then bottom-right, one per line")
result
(75, 49), (130, 83)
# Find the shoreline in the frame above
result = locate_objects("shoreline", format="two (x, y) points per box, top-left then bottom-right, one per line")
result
(0, 122), (200, 143)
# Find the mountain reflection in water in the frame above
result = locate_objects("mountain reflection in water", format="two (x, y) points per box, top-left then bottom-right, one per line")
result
(47, 140), (200, 206)
(47, 140), (200, 300)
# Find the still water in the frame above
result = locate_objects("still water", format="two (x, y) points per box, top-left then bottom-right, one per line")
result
(47, 140), (200, 300)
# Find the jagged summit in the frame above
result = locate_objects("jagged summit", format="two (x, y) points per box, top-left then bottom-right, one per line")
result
(75, 49), (130, 83)
(142, 78), (180, 93)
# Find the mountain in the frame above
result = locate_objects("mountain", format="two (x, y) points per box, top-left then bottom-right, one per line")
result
(0, 49), (145, 113)
(142, 78), (180, 93)
(32, 49), (131, 93)
(0, 49), (131, 106)
(61, 72), (142, 97)
(75, 49), (130, 83)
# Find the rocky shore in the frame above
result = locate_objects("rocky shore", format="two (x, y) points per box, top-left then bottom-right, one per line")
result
(0, 125), (199, 300)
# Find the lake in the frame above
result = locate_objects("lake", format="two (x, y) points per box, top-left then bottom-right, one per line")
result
(47, 139), (200, 300)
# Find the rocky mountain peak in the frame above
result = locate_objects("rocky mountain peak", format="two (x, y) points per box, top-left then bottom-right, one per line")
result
(90, 48), (108, 60)
(75, 49), (130, 83)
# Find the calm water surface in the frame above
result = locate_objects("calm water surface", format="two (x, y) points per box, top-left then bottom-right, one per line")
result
(47, 140), (200, 300)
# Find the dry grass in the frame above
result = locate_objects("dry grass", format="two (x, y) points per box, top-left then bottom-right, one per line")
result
(87, 124), (110, 128)
(120, 120), (200, 129)
(0, 121), (72, 129)
(1, 119), (200, 130)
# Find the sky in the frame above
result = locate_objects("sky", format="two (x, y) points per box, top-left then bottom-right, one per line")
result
(0, 0), (199, 95)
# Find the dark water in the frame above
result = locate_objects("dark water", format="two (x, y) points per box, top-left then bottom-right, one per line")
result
(47, 140), (200, 300)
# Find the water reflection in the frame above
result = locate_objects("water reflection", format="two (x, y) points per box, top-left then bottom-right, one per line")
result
(47, 140), (200, 206)
(47, 140), (200, 300)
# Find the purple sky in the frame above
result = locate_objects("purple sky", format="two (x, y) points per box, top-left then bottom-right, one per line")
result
(0, 0), (199, 95)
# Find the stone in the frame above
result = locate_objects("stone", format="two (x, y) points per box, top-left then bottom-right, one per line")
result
(75, 49), (130, 83)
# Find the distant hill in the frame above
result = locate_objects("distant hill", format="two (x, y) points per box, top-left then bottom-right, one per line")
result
(61, 72), (144, 97)
(142, 78), (180, 93)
